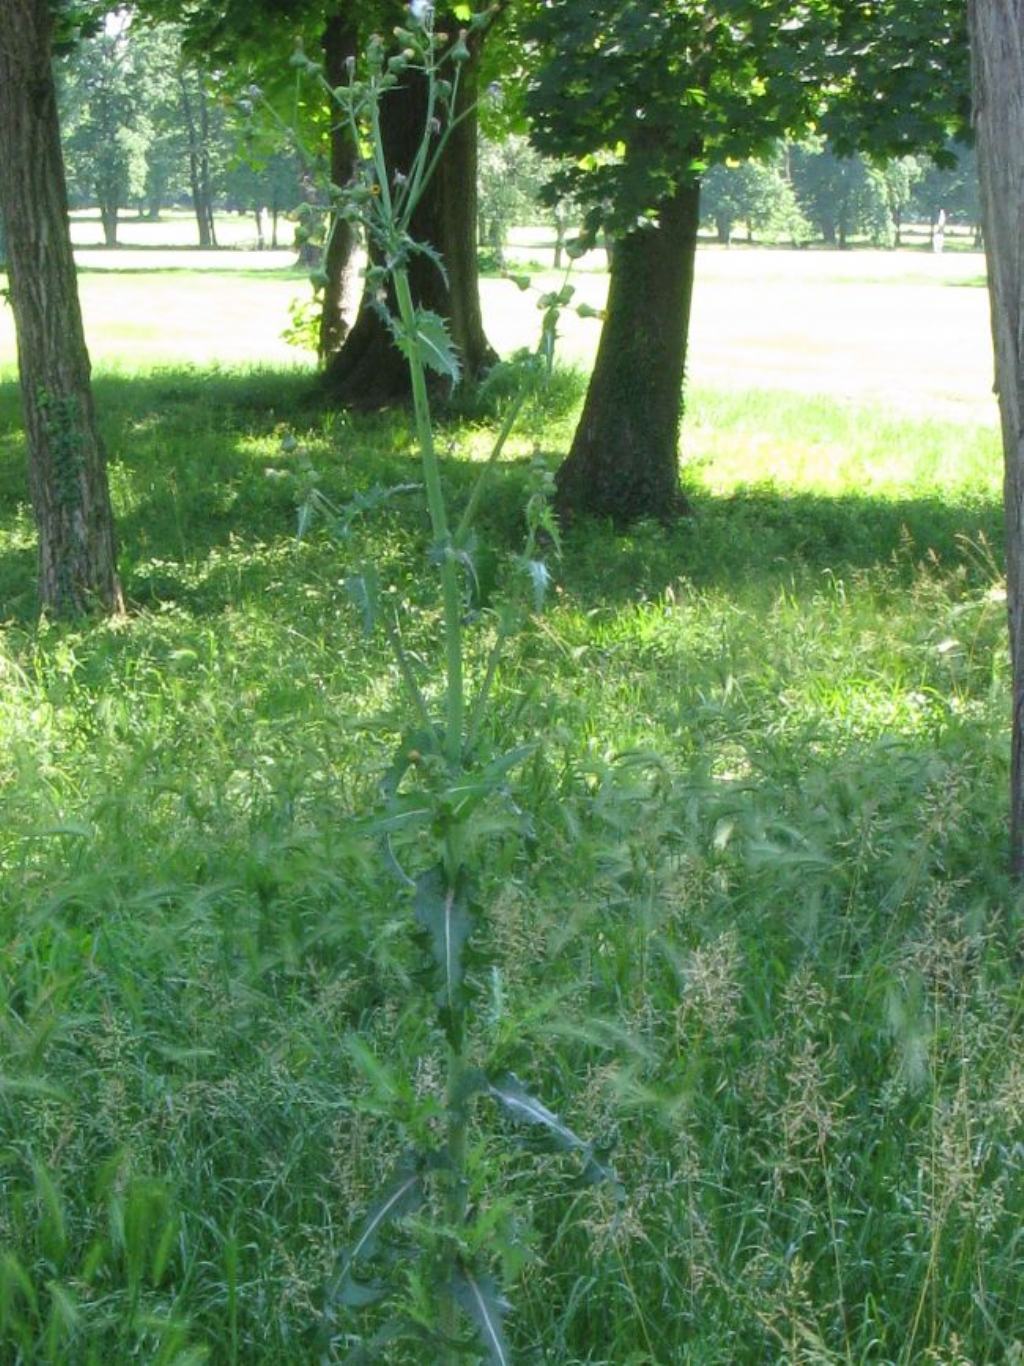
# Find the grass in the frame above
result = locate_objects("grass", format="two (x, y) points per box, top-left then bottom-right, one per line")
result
(0, 252), (1021, 1361)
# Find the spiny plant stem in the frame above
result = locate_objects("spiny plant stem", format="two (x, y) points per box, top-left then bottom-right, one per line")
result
(392, 263), (468, 1360)
(441, 1043), (469, 1363)
(392, 266), (464, 769)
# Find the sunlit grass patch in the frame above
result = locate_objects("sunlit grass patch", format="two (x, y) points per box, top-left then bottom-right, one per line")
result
(686, 386), (1000, 500)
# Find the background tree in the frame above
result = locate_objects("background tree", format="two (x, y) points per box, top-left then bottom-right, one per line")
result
(0, 0), (122, 614)
(134, 0), (359, 353)
(879, 155), (924, 247)
(529, 0), (842, 524)
(530, 0), (971, 525)
(223, 147), (302, 248)
(477, 131), (548, 265)
(790, 141), (894, 248)
(141, 82), (191, 219)
(139, 0), (508, 391)
(323, 3), (498, 405)
(912, 145), (981, 246)
(701, 152), (810, 246)
(177, 58), (224, 246)
(967, 0), (1024, 874)
(60, 16), (164, 246)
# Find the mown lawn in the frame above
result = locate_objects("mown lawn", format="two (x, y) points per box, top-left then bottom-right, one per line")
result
(0, 250), (1021, 1362)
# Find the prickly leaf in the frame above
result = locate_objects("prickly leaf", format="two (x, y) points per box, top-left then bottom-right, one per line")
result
(345, 567), (380, 636)
(489, 1073), (617, 1186)
(325, 1161), (425, 1311)
(414, 866), (473, 1019)
(522, 558), (551, 612)
(406, 308), (461, 385)
(451, 1265), (511, 1366)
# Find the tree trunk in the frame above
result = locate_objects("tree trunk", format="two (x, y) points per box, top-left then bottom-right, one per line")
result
(180, 69), (216, 249)
(100, 200), (118, 248)
(487, 217), (504, 266)
(318, 11), (360, 361)
(555, 179), (700, 525)
(715, 213), (732, 245)
(553, 211), (566, 269)
(296, 169), (325, 269)
(323, 10), (495, 407)
(968, 0), (1024, 874)
(0, 0), (123, 615)
(197, 83), (217, 248)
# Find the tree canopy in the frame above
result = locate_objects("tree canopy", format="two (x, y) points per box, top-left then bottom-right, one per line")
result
(528, 1), (838, 233)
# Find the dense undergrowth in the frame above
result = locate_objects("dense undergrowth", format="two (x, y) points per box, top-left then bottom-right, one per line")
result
(0, 367), (1021, 1362)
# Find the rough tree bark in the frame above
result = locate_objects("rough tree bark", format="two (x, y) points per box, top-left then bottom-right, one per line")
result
(967, 0), (1024, 873)
(555, 179), (701, 525)
(318, 11), (360, 361)
(323, 11), (495, 407)
(0, 0), (123, 615)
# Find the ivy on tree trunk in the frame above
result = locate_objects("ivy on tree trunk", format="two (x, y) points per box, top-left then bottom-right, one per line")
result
(556, 179), (700, 525)
(968, 0), (1024, 874)
(0, 0), (123, 615)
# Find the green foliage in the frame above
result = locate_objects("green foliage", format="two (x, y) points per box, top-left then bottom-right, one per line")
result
(59, 20), (176, 234)
(527, 0), (840, 231)
(478, 133), (551, 257)
(701, 153), (810, 245)
(528, 1), (969, 243)
(821, 0), (969, 161)
(283, 17), (613, 1361)
(791, 139), (896, 247)
(0, 355), (1015, 1361)
(0, 347), (1016, 1361)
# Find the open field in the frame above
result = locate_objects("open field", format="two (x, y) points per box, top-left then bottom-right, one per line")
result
(68, 208), (299, 264)
(1, 232), (998, 422)
(0, 247), (1020, 1362)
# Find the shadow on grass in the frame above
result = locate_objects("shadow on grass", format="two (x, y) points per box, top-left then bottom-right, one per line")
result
(560, 483), (1003, 606)
(0, 368), (1004, 621)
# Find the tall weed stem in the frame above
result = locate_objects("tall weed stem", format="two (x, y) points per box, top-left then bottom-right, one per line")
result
(391, 267), (464, 768)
